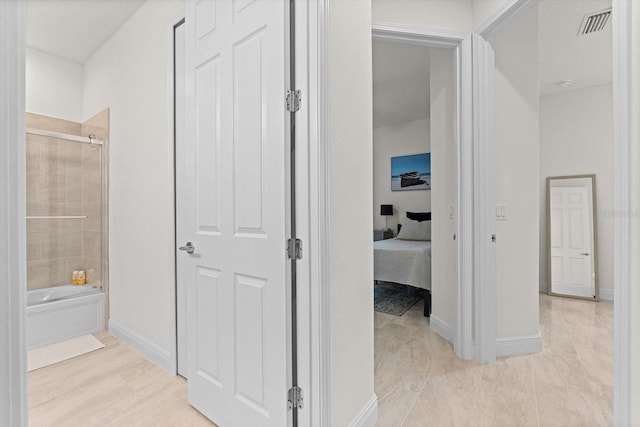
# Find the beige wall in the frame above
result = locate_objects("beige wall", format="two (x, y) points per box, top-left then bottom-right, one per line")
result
(329, 0), (375, 425)
(430, 47), (456, 329)
(493, 4), (540, 339)
(373, 118), (430, 232)
(82, 0), (183, 355)
(373, 0), (473, 32)
(539, 84), (613, 298)
(629, 1), (640, 422)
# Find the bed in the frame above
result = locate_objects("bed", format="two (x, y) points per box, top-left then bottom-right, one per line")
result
(374, 212), (432, 316)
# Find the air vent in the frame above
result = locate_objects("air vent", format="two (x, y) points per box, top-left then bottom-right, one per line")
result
(578, 9), (611, 36)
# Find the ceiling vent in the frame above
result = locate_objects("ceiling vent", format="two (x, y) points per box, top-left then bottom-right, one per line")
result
(578, 9), (611, 36)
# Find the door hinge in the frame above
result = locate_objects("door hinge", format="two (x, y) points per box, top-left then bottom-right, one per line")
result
(288, 386), (303, 410)
(287, 238), (303, 260)
(286, 89), (301, 113)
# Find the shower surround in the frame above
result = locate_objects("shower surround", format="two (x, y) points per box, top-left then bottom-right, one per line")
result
(26, 110), (109, 294)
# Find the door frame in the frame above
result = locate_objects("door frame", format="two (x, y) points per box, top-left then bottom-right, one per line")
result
(168, 10), (185, 377)
(473, 0), (632, 422)
(0, 1), (28, 425)
(370, 23), (474, 359)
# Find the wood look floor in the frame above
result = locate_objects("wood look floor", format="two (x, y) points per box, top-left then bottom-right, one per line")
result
(28, 332), (215, 427)
(375, 293), (613, 426)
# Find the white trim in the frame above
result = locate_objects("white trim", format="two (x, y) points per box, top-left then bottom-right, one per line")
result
(496, 333), (543, 357)
(347, 395), (378, 427)
(599, 288), (614, 302)
(430, 315), (454, 343)
(0, 0), (28, 425)
(167, 10), (184, 379)
(371, 22), (474, 361)
(475, 0), (534, 35)
(612, 0), (631, 424)
(109, 320), (173, 373)
(307, 1), (331, 425)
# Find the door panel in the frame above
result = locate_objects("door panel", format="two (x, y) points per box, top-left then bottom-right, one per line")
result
(180, 0), (290, 425)
(549, 187), (593, 297)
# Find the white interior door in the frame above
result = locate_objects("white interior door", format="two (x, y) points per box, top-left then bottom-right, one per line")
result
(549, 187), (595, 298)
(179, 0), (290, 425)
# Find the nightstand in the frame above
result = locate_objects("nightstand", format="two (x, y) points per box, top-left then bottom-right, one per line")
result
(373, 229), (394, 241)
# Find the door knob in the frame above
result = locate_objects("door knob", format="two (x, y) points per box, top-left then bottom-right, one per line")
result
(179, 242), (195, 254)
(580, 252), (590, 256)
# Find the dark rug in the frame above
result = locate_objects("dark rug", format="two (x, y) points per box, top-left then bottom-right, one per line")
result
(374, 282), (423, 316)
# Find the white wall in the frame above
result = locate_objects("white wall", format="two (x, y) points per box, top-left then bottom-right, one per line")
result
(26, 48), (83, 122)
(329, 1), (375, 426)
(430, 48), (456, 329)
(539, 84), (613, 298)
(472, 0), (512, 29)
(373, 0), (472, 32)
(373, 118), (430, 232)
(82, 0), (183, 359)
(493, 5), (540, 339)
(629, 0), (640, 422)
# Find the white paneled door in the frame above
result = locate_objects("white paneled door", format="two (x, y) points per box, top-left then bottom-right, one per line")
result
(179, 0), (290, 425)
(549, 187), (595, 298)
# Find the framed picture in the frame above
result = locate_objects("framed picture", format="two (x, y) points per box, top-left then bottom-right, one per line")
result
(391, 153), (431, 191)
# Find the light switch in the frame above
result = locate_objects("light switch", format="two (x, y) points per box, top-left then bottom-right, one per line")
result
(448, 205), (454, 218)
(496, 204), (507, 220)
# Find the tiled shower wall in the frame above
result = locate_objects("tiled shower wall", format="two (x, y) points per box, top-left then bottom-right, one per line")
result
(26, 112), (109, 291)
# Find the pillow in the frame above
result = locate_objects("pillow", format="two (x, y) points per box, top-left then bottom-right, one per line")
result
(397, 217), (431, 241)
(406, 211), (431, 222)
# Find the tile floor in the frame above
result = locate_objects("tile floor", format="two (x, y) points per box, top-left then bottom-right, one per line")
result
(374, 293), (613, 426)
(28, 293), (612, 426)
(28, 332), (215, 427)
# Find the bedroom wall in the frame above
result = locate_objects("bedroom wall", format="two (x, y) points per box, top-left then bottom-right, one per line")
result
(493, 4), (541, 340)
(539, 84), (613, 299)
(430, 48), (456, 330)
(328, 1), (376, 426)
(373, 118), (430, 232)
(26, 48), (84, 122)
(82, 0), (183, 365)
(372, 0), (473, 32)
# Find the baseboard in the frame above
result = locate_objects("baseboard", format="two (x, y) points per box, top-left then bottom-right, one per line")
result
(539, 280), (548, 293)
(496, 332), (542, 357)
(599, 288), (613, 301)
(429, 315), (453, 343)
(108, 320), (173, 373)
(348, 394), (378, 427)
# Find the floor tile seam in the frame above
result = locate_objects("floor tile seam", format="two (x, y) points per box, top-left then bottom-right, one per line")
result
(399, 373), (429, 427)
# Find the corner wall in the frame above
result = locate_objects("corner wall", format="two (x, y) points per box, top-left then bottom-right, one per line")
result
(329, 1), (376, 425)
(82, 0), (183, 365)
(430, 48), (456, 329)
(493, 4), (541, 340)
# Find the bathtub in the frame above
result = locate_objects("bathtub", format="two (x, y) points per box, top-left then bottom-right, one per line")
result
(27, 285), (105, 350)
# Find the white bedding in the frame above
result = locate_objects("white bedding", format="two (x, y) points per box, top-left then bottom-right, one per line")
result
(373, 238), (432, 290)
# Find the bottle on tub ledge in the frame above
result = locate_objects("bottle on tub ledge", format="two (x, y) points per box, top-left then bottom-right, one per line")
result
(72, 270), (86, 285)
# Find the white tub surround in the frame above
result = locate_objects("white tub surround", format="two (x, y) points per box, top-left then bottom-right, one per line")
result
(26, 285), (105, 350)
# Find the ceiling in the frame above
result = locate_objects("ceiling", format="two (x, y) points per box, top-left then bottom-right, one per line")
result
(372, 41), (430, 128)
(373, 0), (613, 127)
(27, 0), (147, 64)
(539, 0), (612, 96)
